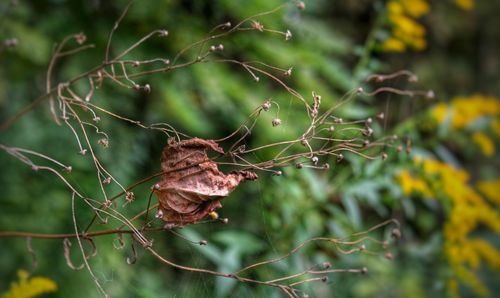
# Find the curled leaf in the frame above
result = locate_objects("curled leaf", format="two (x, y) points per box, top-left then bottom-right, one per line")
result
(153, 138), (257, 226)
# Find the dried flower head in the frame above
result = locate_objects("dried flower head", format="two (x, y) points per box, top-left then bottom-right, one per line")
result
(98, 138), (109, 148)
(262, 100), (272, 111)
(272, 118), (282, 127)
(251, 20), (264, 32)
(74, 32), (87, 45)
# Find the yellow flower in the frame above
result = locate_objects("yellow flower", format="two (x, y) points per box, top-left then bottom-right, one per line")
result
(491, 119), (500, 137)
(401, 0), (430, 18)
(431, 95), (500, 130)
(387, 2), (404, 15)
(381, 37), (406, 52)
(380, 0), (430, 52)
(447, 278), (460, 298)
(477, 179), (500, 203)
(2, 270), (57, 298)
(455, 0), (474, 10)
(431, 103), (450, 124)
(396, 158), (500, 297)
(472, 132), (495, 157)
(396, 170), (434, 197)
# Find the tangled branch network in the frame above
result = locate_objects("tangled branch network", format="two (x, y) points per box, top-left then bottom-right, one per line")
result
(0, 1), (432, 297)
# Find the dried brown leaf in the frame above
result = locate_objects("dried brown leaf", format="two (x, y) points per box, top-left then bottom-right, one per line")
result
(153, 138), (257, 226)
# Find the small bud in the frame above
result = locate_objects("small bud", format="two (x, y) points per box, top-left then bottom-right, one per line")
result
(272, 170), (282, 176)
(296, 1), (305, 10)
(199, 240), (208, 246)
(396, 145), (403, 152)
(63, 166), (72, 173)
(408, 75), (418, 82)
(103, 200), (112, 209)
(159, 30), (169, 37)
(284, 67), (293, 76)
(220, 218), (229, 224)
(295, 163), (303, 169)
(209, 45), (216, 52)
(361, 267), (368, 274)
(272, 118), (282, 127)
(98, 138), (109, 148)
(384, 252), (394, 260)
(322, 163), (330, 170)
(164, 223), (177, 230)
(79, 149), (87, 155)
(222, 22), (231, 29)
(363, 140), (370, 147)
(133, 83), (140, 91)
(312, 91), (321, 101)
(426, 90), (435, 99)
(311, 156), (319, 165)
(31, 165), (39, 171)
(359, 244), (366, 251)
(357, 87), (364, 94)
(153, 183), (161, 190)
(365, 117), (373, 125)
(144, 84), (151, 93)
(328, 126), (335, 132)
(261, 100), (271, 111)
(132, 61), (140, 67)
(93, 116), (101, 122)
(376, 112), (385, 120)
(217, 44), (224, 51)
(155, 209), (164, 219)
(322, 262), (331, 269)
(4, 38), (18, 48)
(363, 127), (373, 137)
(285, 30), (292, 41)
(251, 20), (264, 32)
(74, 32), (87, 45)
(381, 152), (388, 160)
(209, 211), (219, 220)
(336, 153), (344, 162)
(254, 76), (260, 82)
(125, 191), (135, 202)
(164, 59), (170, 65)
(321, 276), (328, 283)
(334, 117), (343, 124)
(391, 228), (401, 239)
(102, 177), (111, 185)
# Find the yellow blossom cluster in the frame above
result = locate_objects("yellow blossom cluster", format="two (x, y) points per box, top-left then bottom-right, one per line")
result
(432, 95), (500, 130)
(396, 159), (500, 297)
(381, 0), (430, 52)
(2, 270), (57, 298)
(477, 179), (500, 204)
(431, 94), (500, 157)
(455, 0), (475, 10)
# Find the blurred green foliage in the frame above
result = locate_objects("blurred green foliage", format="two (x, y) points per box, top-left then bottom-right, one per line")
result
(1, 0), (499, 297)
